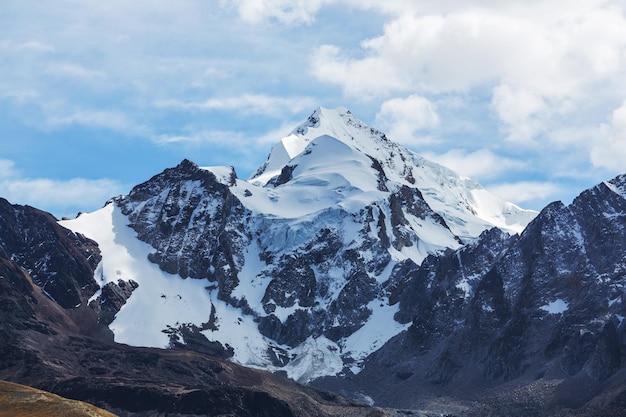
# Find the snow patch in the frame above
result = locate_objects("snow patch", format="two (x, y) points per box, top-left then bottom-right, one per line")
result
(605, 179), (626, 200)
(280, 336), (343, 383)
(200, 165), (235, 185)
(61, 203), (216, 348)
(540, 299), (569, 314)
(341, 298), (410, 372)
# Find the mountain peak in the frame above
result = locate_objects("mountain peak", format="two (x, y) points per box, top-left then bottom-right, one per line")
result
(250, 107), (389, 185)
(249, 107), (536, 236)
(296, 106), (353, 131)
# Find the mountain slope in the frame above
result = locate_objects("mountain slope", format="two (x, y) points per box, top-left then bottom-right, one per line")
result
(0, 198), (388, 417)
(61, 107), (536, 382)
(0, 380), (118, 417)
(326, 173), (626, 415)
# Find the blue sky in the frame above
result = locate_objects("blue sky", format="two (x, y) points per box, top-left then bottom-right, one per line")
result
(1, 0), (626, 218)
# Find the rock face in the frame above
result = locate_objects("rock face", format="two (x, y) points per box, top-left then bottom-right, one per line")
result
(89, 279), (138, 326)
(319, 173), (626, 416)
(116, 160), (249, 304)
(0, 198), (101, 309)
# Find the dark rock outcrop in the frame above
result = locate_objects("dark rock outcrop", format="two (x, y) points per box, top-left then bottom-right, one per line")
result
(0, 198), (100, 309)
(116, 160), (250, 304)
(89, 279), (138, 326)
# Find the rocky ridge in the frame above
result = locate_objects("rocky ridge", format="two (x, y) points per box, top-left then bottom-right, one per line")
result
(316, 173), (626, 416)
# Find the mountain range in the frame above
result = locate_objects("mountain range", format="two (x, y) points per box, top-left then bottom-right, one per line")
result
(0, 107), (624, 416)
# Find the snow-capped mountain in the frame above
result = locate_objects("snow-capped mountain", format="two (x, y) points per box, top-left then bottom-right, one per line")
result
(61, 107), (536, 383)
(3, 107), (626, 416)
(334, 173), (626, 412)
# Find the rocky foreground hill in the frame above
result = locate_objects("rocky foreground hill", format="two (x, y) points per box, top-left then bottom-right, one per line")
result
(0, 380), (117, 417)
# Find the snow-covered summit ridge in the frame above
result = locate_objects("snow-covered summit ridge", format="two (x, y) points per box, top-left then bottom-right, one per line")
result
(604, 174), (626, 200)
(250, 106), (398, 186)
(250, 106), (536, 236)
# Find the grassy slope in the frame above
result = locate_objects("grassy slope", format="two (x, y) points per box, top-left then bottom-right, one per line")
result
(0, 380), (118, 417)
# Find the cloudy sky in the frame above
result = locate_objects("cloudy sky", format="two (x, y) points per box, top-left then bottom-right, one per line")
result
(2, 0), (625, 218)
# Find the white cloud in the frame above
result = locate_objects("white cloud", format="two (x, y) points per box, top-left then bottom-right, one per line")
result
(226, 0), (332, 24)
(155, 120), (296, 150)
(310, 44), (406, 99)
(313, 2), (626, 95)
(1, 87), (39, 103)
(253, 120), (302, 146)
(311, 10), (518, 95)
(45, 109), (149, 137)
(154, 130), (245, 146)
(45, 63), (106, 81)
(153, 94), (315, 116)
(591, 100), (626, 171)
(491, 83), (547, 143)
(423, 149), (526, 180)
(0, 159), (18, 178)
(310, 1), (626, 148)
(0, 40), (55, 52)
(374, 95), (439, 145)
(190, 66), (232, 88)
(0, 160), (126, 218)
(0, 177), (125, 217)
(487, 181), (561, 206)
